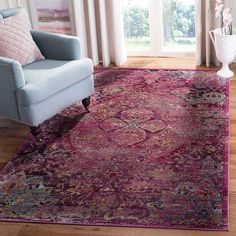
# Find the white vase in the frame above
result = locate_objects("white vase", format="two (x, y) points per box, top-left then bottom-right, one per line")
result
(209, 28), (236, 78)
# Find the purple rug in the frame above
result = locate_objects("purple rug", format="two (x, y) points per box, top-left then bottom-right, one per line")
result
(0, 68), (230, 230)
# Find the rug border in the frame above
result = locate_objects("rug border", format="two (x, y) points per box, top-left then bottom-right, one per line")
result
(0, 218), (229, 231)
(224, 78), (230, 231)
(0, 68), (230, 231)
(95, 66), (218, 72)
(0, 133), (32, 178)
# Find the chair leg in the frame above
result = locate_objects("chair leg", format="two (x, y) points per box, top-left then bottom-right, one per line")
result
(29, 126), (41, 139)
(82, 96), (91, 112)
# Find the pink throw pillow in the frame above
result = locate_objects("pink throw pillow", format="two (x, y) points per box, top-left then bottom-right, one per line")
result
(0, 11), (44, 65)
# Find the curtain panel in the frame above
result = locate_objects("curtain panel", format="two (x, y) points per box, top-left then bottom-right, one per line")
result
(195, 0), (233, 67)
(72, 0), (127, 67)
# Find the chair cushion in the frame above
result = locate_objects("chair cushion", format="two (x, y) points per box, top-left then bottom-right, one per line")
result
(0, 11), (44, 66)
(18, 58), (93, 106)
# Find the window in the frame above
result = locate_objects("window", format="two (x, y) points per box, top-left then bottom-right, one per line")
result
(122, 0), (150, 54)
(122, 0), (196, 57)
(161, 0), (196, 55)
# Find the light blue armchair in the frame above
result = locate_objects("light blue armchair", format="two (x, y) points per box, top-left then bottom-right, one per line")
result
(0, 8), (94, 137)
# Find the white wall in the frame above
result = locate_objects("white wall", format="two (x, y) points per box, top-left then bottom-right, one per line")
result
(0, 0), (28, 11)
(0, 0), (11, 9)
(232, 1), (236, 29)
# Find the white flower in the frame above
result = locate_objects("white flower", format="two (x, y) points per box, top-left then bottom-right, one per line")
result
(223, 7), (231, 16)
(215, 3), (224, 18)
(214, 1), (233, 35)
(223, 8), (233, 27)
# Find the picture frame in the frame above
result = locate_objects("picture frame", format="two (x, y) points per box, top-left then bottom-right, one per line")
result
(27, 0), (76, 35)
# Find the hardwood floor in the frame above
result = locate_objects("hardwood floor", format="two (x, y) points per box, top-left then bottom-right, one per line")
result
(0, 57), (235, 236)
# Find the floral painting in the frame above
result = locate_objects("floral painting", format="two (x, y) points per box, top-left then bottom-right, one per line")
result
(34, 0), (72, 35)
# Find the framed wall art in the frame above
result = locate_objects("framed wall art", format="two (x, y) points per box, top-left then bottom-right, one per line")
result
(28, 0), (75, 35)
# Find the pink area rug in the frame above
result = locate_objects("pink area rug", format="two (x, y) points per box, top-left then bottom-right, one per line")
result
(0, 68), (230, 230)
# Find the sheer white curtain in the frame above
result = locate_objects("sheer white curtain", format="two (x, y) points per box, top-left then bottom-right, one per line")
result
(6, 0), (21, 7)
(195, 0), (233, 67)
(72, 0), (127, 66)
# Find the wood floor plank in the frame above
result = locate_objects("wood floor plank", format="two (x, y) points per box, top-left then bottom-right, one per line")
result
(0, 57), (235, 236)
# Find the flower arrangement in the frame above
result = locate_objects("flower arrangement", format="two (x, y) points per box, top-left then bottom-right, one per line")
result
(215, 0), (233, 35)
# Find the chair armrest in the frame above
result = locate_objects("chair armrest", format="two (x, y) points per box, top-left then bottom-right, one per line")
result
(0, 57), (25, 121)
(31, 30), (82, 60)
(0, 57), (25, 90)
